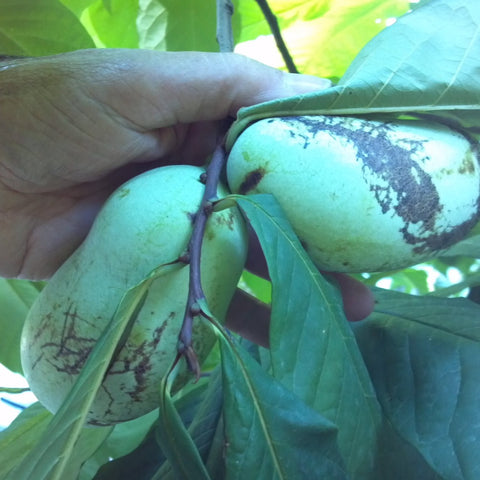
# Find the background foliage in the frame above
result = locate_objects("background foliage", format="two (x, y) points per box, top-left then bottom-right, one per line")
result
(0, 0), (479, 479)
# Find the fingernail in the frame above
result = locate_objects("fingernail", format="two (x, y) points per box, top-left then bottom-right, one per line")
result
(285, 73), (332, 94)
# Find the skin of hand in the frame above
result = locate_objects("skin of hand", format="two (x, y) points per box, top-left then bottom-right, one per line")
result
(0, 48), (373, 339)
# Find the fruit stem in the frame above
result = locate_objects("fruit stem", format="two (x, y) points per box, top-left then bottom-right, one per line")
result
(178, 142), (227, 379)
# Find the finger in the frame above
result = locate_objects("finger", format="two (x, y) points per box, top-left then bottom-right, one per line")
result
(73, 49), (331, 130)
(325, 273), (375, 322)
(245, 227), (374, 323)
(225, 289), (270, 348)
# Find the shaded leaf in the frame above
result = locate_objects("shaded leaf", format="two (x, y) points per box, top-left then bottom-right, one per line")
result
(152, 368), (224, 479)
(354, 288), (480, 479)
(236, 194), (382, 478)
(82, 411), (159, 479)
(155, 363), (211, 480)
(219, 329), (346, 479)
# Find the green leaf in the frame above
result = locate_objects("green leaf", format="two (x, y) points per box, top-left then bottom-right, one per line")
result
(226, 0), (480, 148)
(0, 279), (41, 373)
(217, 328), (345, 479)
(83, 0), (139, 48)
(155, 363), (211, 480)
(95, 370), (222, 479)
(152, 368), (224, 479)
(84, 411), (167, 478)
(60, 0), (98, 17)
(0, 403), (52, 478)
(61, 426), (113, 480)
(137, 0), (218, 51)
(354, 288), (480, 478)
(234, 0), (409, 79)
(6, 263), (173, 480)
(236, 194), (381, 478)
(0, 0), (95, 56)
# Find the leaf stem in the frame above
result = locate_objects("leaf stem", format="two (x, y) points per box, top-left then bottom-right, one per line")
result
(178, 143), (227, 378)
(254, 0), (298, 73)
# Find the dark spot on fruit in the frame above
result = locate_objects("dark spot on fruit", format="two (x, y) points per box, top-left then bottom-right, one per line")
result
(238, 168), (266, 194)
(282, 116), (480, 253)
(212, 211), (236, 231)
(118, 188), (130, 198)
(458, 150), (476, 175)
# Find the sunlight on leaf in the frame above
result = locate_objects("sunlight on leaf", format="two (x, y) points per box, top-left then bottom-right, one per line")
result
(227, 0), (480, 147)
(235, 0), (409, 79)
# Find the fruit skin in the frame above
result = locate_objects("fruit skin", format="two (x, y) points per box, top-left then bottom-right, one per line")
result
(227, 115), (480, 272)
(21, 165), (247, 425)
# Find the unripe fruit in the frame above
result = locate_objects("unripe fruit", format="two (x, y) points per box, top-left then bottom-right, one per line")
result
(227, 115), (480, 272)
(21, 165), (247, 425)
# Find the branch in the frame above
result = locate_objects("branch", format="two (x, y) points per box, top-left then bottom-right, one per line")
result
(254, 0), (299, 73)
(216, 0), (235, 53)
(177, 144), (227, 378)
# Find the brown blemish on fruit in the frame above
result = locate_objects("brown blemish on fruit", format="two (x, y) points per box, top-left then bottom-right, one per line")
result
(212, 211), (236, 231)
(238, 168), (266, 194)
(283, 116), (480, 253)
(35, 301), (98, 374)
(106, 312), (172, 402)
(458, 150), (476, 175)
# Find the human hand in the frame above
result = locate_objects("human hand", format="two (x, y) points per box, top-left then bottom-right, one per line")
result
(0, 48), (330, 279)
(0, 48), (373, 337)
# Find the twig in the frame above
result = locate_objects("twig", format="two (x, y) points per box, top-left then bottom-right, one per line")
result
(177, 144), (227, 379)
(216, 0), (235, 53)
(177, 0), (233, 378)
(254, 0), (299, 73)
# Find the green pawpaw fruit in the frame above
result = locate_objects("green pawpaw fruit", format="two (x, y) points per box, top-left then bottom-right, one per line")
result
(21, 165), (247, 425)
(227, 115), (480, 272)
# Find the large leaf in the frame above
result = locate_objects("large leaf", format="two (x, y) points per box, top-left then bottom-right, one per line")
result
(0, 279), (41, 374)
(137, 0), (218, 51)
(226, 0), (480, 147)
(218, 328), (346, 479)
(354, 288), (480, 479)
(235, 194), (382, 478)
(0, 0), (94, 56)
